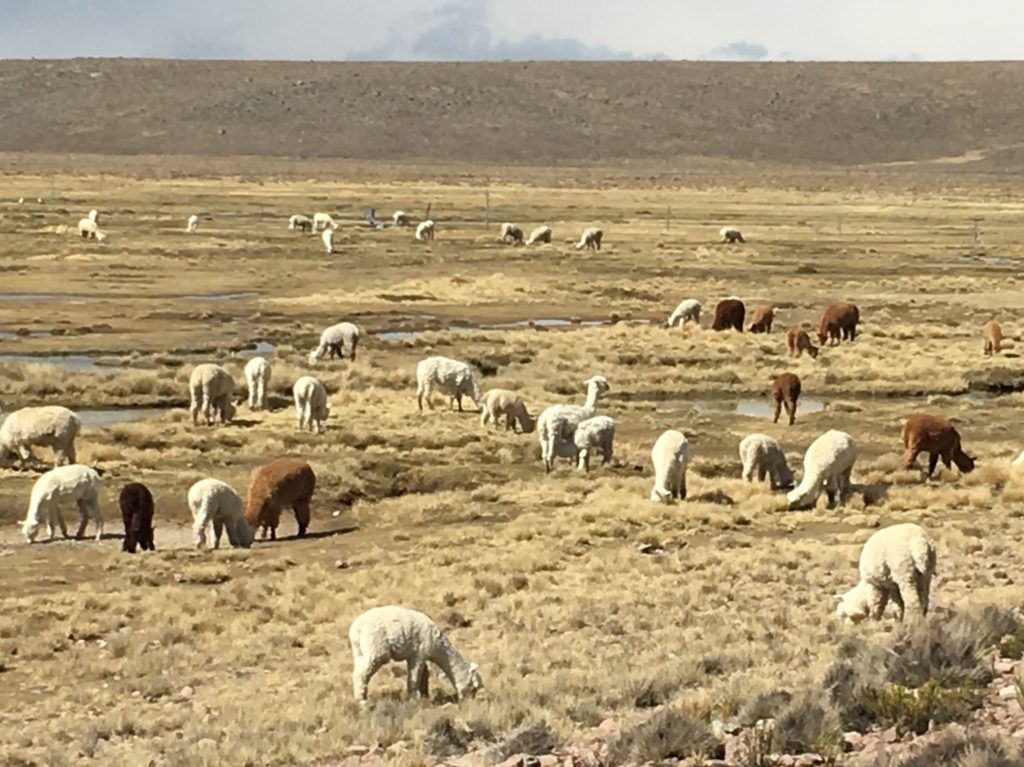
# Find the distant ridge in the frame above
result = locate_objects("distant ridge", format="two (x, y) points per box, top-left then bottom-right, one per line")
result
(4, 59), (1024, 172)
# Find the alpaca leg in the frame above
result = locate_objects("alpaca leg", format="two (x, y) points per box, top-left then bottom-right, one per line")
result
(75, 499), (90, 539)
(87, 496), (103, 541)
(213, 519), (224, 549)
(293, 501), (310, 537)
(939, 449), (953, 471)
(456, 393), (463, 412)
(890, 587), (905, 622)
(902, 447), (920, 471)
(869, 586), (889, 620)
(190, 392), (201, 426)
(916, 569), (932, 615)
(269, 526), (276, 541)
(786, 400), (796, 425)
(772, 398), (782, 424)
(927, 452), (940, 476)
(899, 579), (922, 618)
(839, 467), (854, 503)
(742, 461), (754, 482)
(193, 512), (210, 549)
(407, 659), (428, 698)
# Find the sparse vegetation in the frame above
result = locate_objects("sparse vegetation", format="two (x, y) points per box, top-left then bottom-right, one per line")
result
(0, 169), (1023, 765)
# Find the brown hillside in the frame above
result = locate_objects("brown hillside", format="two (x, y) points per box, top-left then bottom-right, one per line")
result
(4, 59), (1024, 171)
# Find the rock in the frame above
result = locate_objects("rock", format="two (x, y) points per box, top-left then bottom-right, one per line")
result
(996, 659), (1019, 674)
(879, 726), (898, 745)
(345, 746), (371, 756)
(538, 756), (558, 767)
(843, 731), (863, 750)
(497, 755), (526, 767)
(999, 685), (1019, 700)
(335, 559), (350, 569)
(179, 685), (195, 698)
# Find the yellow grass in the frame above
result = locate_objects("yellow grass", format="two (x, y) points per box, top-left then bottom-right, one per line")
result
(0, 170), (1023, 764)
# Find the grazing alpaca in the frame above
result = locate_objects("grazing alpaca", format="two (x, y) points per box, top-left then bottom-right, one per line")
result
(818, 303), (860, 346)
(244, 458), (316, 540)
(711, 298), (745, 332)
(835, 523), (936, 624)
(349, 606), (482, 706)
(786, 327), (819, 359)
(772, 373), (802, 425)
(748, 305), (774, 333)
(901, 413), (975, 477)
(983, 320), (1002, 356)
(119, 482), (155, 553)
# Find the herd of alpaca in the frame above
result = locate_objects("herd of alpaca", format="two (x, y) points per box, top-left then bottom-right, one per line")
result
(7, 211), (1007, 706)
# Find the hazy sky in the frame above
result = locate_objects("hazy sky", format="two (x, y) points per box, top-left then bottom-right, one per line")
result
(0, 0), (1019, 61)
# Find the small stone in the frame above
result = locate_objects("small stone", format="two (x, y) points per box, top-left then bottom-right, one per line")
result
(180, 685), (195, 698)
(345, 746), (370, 756)
(538, 756), (558, 767)
(996, 659), (1018, 674)
(842, 731), (863, 749)
(335, 560), (350, 569)
(879, 726), (898, 744)
(999, 685), (1018, 700)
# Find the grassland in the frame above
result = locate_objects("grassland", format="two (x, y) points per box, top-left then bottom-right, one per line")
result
(1, 169), (1024, 765)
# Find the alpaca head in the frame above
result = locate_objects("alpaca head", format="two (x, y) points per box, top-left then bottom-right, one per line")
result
(21, 517), (40, 543)
(650, 486), (673, 504)
(834, 583), (872, 624)
(457, 663), (483, 700)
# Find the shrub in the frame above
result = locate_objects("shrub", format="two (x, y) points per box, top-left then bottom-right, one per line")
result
(872, 728), (1024, 767)
(605, 707), (721, 764)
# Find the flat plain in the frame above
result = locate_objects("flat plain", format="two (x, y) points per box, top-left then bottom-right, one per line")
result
(1, 163), (1024, 766)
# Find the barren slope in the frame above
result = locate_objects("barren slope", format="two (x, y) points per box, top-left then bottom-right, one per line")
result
(4, 59), (1024, 171)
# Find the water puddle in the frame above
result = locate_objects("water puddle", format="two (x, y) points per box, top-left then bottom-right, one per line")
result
(184, 292), (258, 301)
(238, 341), (277, 358)
(0, 354), (103, 372)
(0, 293), (91, 302)
(736, 398), (826, 418)
(378, 330), (420, 341)
(0, 330), (51, 340)
(77, 408), (165, 428)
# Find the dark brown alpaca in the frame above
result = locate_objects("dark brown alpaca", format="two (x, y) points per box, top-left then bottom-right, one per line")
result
(772, 373), (802, 425)
(901, 414), (975, 477)
(786, 327), (819, 359)
(983, 320), (1002, 356)
(119, 482), (155, 553)
(245, 458), (317, 540)
(712, 299), (745, 332)
(818, 303), (860, 346)
(748, 305), (774, 334)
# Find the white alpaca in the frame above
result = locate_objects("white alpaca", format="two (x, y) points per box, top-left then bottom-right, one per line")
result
(416, 356), (483, 412)
(289, 214), (313, 233)
(0, 405), (81, 468)
(537, 376), (611, 472)
(186, 214), (199, 233)
(308, 322), (361, 364)
(392, 211), (411, 227)
(720, 226), (745, 244)
(22, 464), (103, 543)
(480, 389), (534, 433)
(187, 478), (254, 550)
(349, 605), (483, 705)
(835, 523), (936, 623)
(787, 430), (857, 510)
(739, 433), (794, 490)
(416, 220), (436, 242)
(667, 299), (701, 328)
(650, 429), (691, 503)
(575, 227), (603, 251)
(526, 225), (552, 245)
(244, 356), (272, 410)
(188, 364), (237, 426)
(313, 212), (339, 232)
(573, 415), (615, 472)
(499, 223), (524, 244)
(322, 228), (334, 254)
(293, 376), (329, 433)
(77, 217), (106, 241)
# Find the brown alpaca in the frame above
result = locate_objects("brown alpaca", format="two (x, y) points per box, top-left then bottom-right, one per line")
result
(772, 373), (801, 425)
(245, 458), (317, 540)
(712, 299), (745, 332)
(901, 414), (975, 477)
(119, 482), (155, 553)
(748, 305), (774, 334)
(786, 327), (819, 359)
(818, 303), (860, 346)
(983, 320), (1002, 356)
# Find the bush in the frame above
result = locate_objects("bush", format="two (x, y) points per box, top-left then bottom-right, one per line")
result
(871, 728), (1024, 767)
(605, 707), (721, 764)
(825, 607), (1016, 734)
(773, 689), (844, 756)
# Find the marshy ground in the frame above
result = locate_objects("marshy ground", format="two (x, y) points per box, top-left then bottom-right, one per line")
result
(1, 172), (1023, 765)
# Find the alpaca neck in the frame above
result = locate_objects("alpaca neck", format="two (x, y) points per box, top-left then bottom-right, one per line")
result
(430, 634), (472, 690)
(583, 385), (601, 409)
